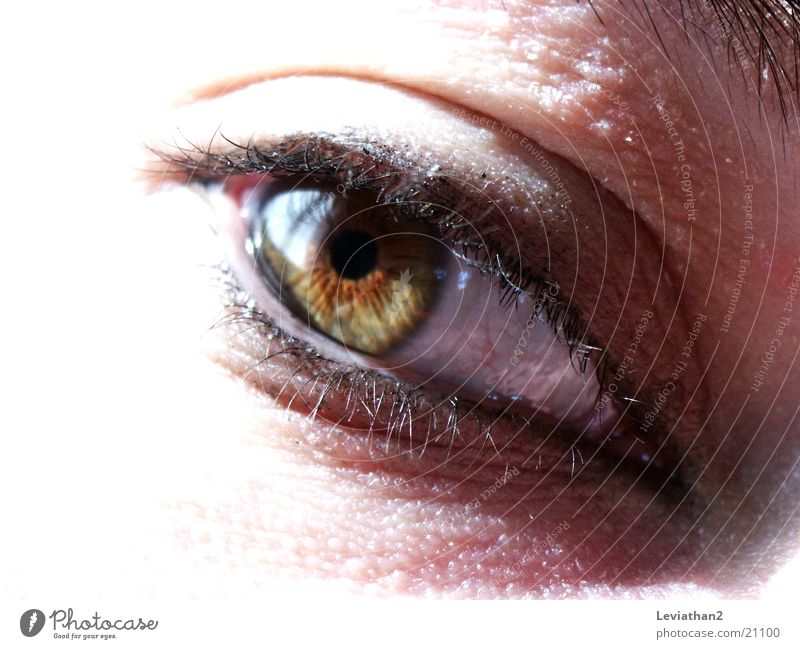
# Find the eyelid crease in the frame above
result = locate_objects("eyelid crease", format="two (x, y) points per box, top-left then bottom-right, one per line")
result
(147, 131), (603, 375)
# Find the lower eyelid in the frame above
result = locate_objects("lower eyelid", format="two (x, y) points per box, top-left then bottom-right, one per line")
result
(209, 255), (689, 505)
(209, 261), (580, 466)
(206, 252), (686, 500)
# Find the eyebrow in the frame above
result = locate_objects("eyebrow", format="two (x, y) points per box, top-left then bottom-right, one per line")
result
(595, 0), (800, 116)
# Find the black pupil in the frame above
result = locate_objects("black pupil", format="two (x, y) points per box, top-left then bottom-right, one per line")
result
(330, 230), (378, 279)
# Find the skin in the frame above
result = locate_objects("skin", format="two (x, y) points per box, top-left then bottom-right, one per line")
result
(4, 0), (800, 599)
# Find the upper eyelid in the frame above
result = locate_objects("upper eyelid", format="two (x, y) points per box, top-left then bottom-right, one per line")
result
(147, 132), (600, 362)
(149, 132), (539, 294)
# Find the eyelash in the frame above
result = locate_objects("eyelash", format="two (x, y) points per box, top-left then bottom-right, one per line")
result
(150, 132), (615, 457)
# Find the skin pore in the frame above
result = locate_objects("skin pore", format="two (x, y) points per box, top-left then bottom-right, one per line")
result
(6, 0), (800, 600)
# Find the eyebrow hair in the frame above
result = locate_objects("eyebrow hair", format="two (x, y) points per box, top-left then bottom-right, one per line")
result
(590, 0), (800, 118)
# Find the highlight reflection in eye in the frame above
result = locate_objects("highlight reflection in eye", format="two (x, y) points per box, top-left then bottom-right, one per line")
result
(234, 174), (615, 433)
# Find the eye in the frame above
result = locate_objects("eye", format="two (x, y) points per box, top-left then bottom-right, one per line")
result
(237, 174), (611, 434)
